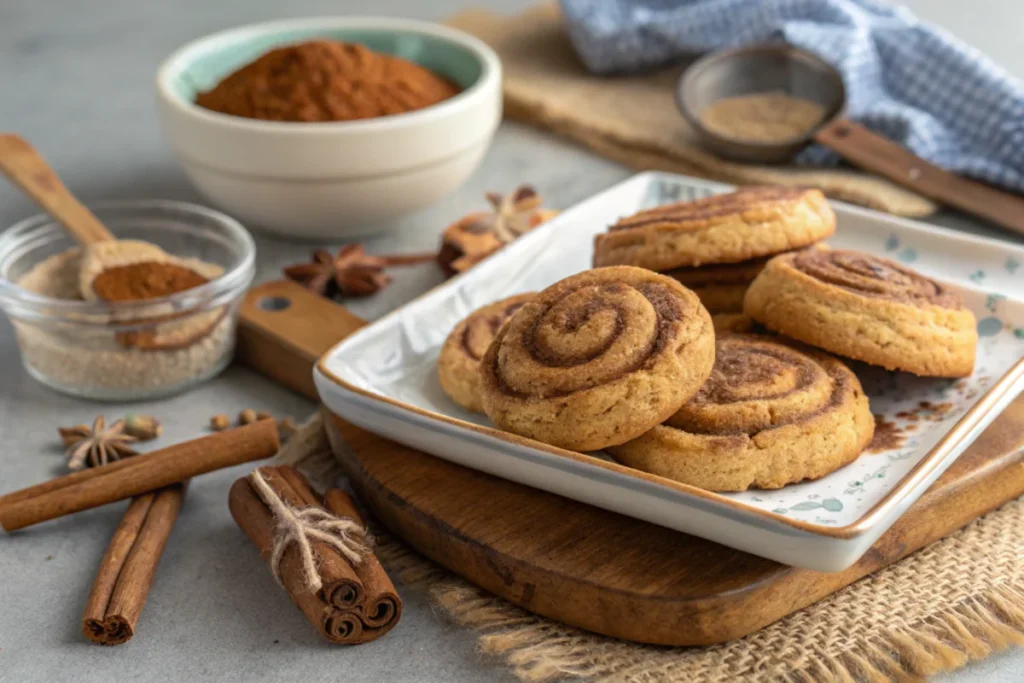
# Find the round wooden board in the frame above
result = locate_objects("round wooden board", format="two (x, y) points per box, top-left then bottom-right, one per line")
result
(235, 282), (1024, 645)
(326, 404), (1024, 646)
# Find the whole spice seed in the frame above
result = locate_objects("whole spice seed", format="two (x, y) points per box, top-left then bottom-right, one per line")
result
(123, 414), (162, 441)
(284, 245), (434, 298)
(210, 414), (230, 431)
(256, 410), (274, 422)
(239, 409), (258, 426)
(59, 417), (139, 471)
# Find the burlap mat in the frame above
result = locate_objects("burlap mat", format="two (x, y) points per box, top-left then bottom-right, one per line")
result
(281, 413), (1024, 682)
(447, 3), (937, 218)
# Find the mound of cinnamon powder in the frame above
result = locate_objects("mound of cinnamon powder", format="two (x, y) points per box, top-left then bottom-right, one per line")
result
(195, 40), (461, 122)
(92, 262), (210, 301)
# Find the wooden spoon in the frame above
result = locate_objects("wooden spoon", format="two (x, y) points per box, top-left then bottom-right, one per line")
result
(0, 134), (208, 301)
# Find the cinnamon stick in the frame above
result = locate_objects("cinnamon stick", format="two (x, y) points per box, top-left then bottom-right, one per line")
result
(0, 420), (279, 532)
(227, 465), (402, 644)
(82, 483), (186, 645)
(275, 466), (366, 609)
(323, 488), (402, 629)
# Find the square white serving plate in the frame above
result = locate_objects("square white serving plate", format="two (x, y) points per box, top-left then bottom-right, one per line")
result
(315, 172), (1024, 572)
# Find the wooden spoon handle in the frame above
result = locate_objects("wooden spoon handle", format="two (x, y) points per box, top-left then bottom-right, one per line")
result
(814, 119), (1024, 237)
(0, 134), (115, 244)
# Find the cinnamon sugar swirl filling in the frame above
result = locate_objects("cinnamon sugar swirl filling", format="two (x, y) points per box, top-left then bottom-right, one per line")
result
(480, 266), (715, 451)
(438, 293), (536, 413)
(791, 250), (962, 309)
(609, 335), (874, 492)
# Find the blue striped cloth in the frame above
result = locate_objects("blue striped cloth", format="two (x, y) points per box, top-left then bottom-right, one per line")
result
(559, 0), (1024, 191)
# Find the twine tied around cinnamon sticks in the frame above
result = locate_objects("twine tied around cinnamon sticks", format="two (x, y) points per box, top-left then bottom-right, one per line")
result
(248, 469), (372, 594)
(229, 465), (402, 644)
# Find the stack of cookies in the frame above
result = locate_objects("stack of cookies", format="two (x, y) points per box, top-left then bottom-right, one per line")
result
(436, 186), (979, 494)
(593, 186), (836, 330)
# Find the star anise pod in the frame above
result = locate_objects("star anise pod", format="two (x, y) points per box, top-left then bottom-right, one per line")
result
(59, 417), (139, 471)
(438, 185), (558, 277)
(484, 185), (543, 243)
(283, 244), (434, 298)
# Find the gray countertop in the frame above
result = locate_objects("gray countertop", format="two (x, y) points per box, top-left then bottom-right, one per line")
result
(1, 1), (1021, 681)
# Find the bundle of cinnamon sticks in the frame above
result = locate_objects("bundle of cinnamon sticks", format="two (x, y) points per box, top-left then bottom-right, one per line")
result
(229, 465), (402, 644)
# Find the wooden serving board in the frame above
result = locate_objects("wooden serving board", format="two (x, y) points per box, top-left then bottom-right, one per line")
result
(238, 280), (1024, 646)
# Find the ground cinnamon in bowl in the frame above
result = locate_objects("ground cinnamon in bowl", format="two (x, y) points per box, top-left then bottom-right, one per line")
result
(699, 91), (827, 144)
(195, 40), (461, 122)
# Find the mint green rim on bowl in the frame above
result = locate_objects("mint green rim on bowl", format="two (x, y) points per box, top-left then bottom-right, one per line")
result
(157, 17), (498, 130)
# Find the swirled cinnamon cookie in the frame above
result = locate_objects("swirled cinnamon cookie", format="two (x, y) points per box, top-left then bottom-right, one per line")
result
(744, 249), (978, 377)
(664, 256), (773, 313)
(438, 293), (535, 412)
(479, 266), (715, 451)
(609, 334), (874, 491)
(593, 187), (835, 271)
(711, 313), (755, 334)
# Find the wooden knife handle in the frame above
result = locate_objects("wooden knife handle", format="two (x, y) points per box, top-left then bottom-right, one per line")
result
(814, 119), (1024, 237)
(236, 280), (366, 399)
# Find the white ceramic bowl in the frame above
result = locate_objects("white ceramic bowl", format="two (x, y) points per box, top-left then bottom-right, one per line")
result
(155, 17), (502, 240)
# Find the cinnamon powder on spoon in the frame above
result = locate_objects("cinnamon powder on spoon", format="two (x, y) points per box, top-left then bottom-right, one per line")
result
(91, 262), (209, 301)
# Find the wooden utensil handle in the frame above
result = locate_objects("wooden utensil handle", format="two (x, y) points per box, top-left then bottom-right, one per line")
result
(0, 134), (115, 244)
(236, 280), (367, 399)
(814, 120), (1024, 236)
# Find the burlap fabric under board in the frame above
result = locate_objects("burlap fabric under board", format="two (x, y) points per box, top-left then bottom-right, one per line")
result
(280, 412), (1024, 682)
(446, 3), (937, 219)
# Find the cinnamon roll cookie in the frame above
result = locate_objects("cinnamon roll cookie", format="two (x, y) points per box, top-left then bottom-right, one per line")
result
(664, 256), (772, 313)
(711, 313), (755, 334)
(609, 335), (874, 492)
(479, 266), (715, 451)
(593, 187), (835, 271)
(438, 293), (535, 412)
(744, 249), (978, 377)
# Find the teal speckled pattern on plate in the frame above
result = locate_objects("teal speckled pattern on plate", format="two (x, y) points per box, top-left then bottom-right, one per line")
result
(640, 175), (1024, 526)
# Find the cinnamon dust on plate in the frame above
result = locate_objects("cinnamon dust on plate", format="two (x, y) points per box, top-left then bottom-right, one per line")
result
(196, 40), (461, 122)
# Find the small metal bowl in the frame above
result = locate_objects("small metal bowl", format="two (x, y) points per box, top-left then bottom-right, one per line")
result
(677, 43), (847, 164)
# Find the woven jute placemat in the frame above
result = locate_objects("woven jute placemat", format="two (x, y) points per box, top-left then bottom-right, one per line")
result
(281, 413), (1023, 682)
(447, 3), (937, 219)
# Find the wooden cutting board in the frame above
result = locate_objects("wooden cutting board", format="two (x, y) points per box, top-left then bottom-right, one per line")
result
(238, 280), (1024, 646)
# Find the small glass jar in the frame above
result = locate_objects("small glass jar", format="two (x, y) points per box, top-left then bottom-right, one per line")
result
(0, 200), (255, 400)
